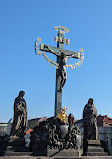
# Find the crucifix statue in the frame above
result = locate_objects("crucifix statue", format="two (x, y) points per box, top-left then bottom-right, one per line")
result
(35, 26), (84, 116)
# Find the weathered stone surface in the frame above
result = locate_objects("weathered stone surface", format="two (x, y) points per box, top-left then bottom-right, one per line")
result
(86, 152), (108, 156)
(0, 137), (30, 156)
(10, 91), (28, 138)
(1, 156), (112, 159)
(83, 98), (98, 141)
(32, 149), (83, 157)
(31, 117), (83, 157)
(85, 140), (108, 156)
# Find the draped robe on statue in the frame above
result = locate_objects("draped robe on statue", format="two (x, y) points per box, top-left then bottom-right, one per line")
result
(11, 95), (28, 137)
(83, 102), (98, 140)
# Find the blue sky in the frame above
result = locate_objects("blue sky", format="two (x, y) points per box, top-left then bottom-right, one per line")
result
(0, 0), (112, 122)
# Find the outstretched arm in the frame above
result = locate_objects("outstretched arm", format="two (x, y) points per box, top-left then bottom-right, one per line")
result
(66, 52), (81, 59)
(39, 44), (61, 56)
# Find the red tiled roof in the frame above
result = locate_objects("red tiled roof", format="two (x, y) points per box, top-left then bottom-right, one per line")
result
(97, 115), (112, 127)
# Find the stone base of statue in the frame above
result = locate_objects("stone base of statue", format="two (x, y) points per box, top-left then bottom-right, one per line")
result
(0, 137), (32, 156)
(85, 140), (108, 156)
(32, 148), (83, 157)
(30, 117), (83, 157)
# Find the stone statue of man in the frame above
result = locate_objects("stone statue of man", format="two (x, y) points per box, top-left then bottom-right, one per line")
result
(10, 91), (28, 138)
(83, 98), (98, 140)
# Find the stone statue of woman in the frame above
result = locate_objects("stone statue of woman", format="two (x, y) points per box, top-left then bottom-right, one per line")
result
(83, 98), (98, 140)
(10, 91), (28, 138)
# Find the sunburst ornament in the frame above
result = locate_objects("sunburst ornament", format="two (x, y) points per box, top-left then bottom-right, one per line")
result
(35, 34), (84, 70)
(35, 37), (59, 68)
(34, 26), (85, 117)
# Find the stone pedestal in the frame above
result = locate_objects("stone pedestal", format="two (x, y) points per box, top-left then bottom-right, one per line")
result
(0, 137), (32, 156)
(86, 140), (108, 156)
(32, 148), (83, 157)
(48, 149), (83, 157)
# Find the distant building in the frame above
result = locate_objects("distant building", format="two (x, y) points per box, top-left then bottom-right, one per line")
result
(0, 116), (47, 137)
(0, 123), (8, 136)
(28, 117), (47, 129)
(74, 119), (83, 134)
(6, 118), (13, 136)
(97, 115), (112, 127)
(97, 115), (112, 155)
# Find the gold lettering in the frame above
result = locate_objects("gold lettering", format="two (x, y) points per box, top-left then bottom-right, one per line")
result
(79, 48), (84, 52)
(36, 42), (39, 47)
(80, 61), (83, 64)
(81, 56), (84, 60)
(54, 26), (59, 31)
(50, 63), (54, 66)
(50, 61), (55, 65)
(54, 36), (58, 42)
(66, 65), (72, 67)
(66, 28), (70, 33)
(62, 26), (65, 32)
(38, 50), (42, 55)
(37, 37), (42, 42)
(46, 59), (50, 63)
(71, 65), (73, 69)
(40, 44), (44, 50)
(75, 63), (78, 66)
(78, 52), (81, 59)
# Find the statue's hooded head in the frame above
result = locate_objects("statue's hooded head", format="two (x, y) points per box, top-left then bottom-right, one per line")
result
(88, 98), (93, 105)
(19, 91), (25, 97)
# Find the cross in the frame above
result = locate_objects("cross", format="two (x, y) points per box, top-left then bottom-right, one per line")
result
(37, 26), (82, 116)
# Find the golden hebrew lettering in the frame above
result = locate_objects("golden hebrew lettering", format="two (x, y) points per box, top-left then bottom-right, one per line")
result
(66, 28), (70, 33)
(80, 61), (83, 64)
(37, 37), (42, 42)
(42, 52), (46, 57)
(62, 26), (65, 31)
(78, 52), (81, 59)
(40, 44), (44, 50)
(36, 27), (84, 71)
(54, 36), (58, 42)
(71, 65), (73, 69)
(50, 63), (54, 66)
(79, 48), (84, 52)
(81, 56), (84, 60)
(36, 42), (39, 47)
(54, 26), (59, 31)
(51, 61), (56, 65)
(38, 50), (42, 55)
